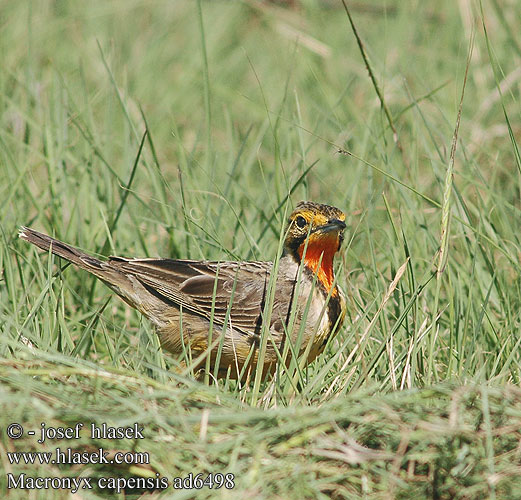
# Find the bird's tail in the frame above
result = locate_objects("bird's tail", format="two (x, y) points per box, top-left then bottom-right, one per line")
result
(19, 226), (166, 324)
(19, 226), (107, 273)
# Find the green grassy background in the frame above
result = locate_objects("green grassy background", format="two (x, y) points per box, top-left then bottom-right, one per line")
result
(2, 0), (521, 497)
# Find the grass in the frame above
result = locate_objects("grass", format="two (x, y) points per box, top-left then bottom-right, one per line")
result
(1, 0), (521, 497)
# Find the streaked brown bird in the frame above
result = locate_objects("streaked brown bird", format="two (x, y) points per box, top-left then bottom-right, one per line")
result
(19, 201), (346, 379)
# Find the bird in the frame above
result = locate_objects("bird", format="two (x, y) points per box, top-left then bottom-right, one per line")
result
(19, 201), (346, 380)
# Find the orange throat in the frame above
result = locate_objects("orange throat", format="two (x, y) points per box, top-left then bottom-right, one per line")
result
(297, 233), (339, 294)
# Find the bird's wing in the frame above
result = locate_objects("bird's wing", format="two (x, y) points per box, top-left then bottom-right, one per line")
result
(109, 257), (273, 335)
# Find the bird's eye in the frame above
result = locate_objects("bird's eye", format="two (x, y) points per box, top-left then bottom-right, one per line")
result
(295, 215), (307, 228)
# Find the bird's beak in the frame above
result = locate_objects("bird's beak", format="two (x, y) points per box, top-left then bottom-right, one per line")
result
(313, 219), (346, 235)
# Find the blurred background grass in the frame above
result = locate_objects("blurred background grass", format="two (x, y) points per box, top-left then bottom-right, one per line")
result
(2, 0), (521, 497)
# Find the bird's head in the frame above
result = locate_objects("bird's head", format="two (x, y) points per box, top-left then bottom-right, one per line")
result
(284, 201), (346, 293)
